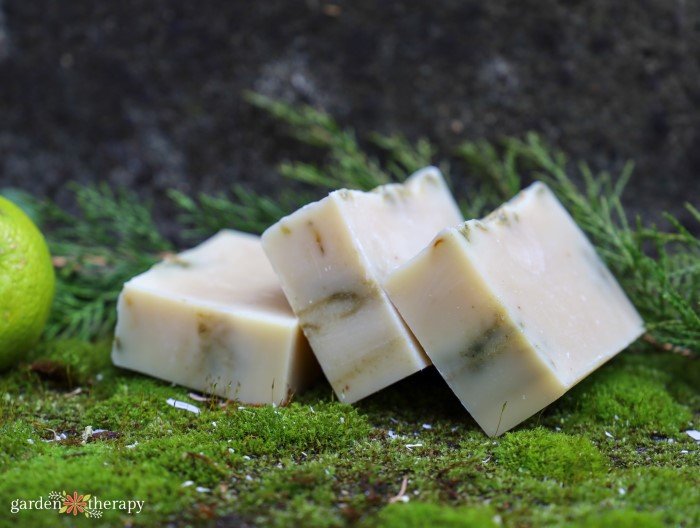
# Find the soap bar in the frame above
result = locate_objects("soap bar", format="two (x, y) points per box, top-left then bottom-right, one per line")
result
(261, 167), (464, 403)
(112, 230), (318, 405)
(385, 182), (644, 436)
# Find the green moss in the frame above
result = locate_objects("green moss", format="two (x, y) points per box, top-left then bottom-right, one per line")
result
(596, 434), (700, 470)
(558, 363), (692, 434)
(0, 446), (189, 527)
(29, 338), (114, 386)
(620, 353), (700, 409)
(237, 461), (342, 527)
(0, 420), (49, 467)
(494, 427), (607, 483)
(119, 430), (233, 488)
(81, 377), (199, 438)
(211, 402), (371, 457)
(620, 466), (700, 526)
(369, 503), (498, 528)
(572, 509), (664, 528)
(1, 336), (698, 527)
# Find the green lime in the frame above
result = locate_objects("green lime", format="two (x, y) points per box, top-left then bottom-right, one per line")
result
(0, 196), (55, 370)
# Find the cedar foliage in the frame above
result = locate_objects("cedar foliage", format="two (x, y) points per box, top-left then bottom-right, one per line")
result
(5, 94), (696, 356)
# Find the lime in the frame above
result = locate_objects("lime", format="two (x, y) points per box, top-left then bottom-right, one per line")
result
(0, 196), (55, 370)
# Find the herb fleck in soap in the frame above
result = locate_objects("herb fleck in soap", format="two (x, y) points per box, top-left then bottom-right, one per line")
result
(385, 182), (644, 436)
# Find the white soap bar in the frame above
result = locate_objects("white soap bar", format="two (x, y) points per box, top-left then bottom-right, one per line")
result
(385, 182), (644, 436)
(262, 168), (464, 403)
(112, 230), (318, 405)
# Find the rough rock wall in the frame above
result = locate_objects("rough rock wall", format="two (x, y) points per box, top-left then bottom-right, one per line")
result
(1, 1), (698, 230)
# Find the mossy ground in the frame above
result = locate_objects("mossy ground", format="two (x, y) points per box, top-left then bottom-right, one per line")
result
(0, 340), (697, 527)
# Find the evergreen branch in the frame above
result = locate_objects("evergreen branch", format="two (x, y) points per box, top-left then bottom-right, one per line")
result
(169, 185), (299, 239)
(368, 133), (436, 179)
(173, 93), (442, 242)
(18, 95), (697, 357)
(37, 185), (171, 341)
(44, 183), (170, 255)
(245, 91), (389, 190)
(456, 139), (522, 201)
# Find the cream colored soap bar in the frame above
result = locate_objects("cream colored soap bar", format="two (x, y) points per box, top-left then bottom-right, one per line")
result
(112, 230), (318, 405)
(262, 168), (463, 403)
(385, 182), (644, 436)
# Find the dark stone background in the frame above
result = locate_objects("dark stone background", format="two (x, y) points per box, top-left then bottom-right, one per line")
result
(0, 0), (698, 234)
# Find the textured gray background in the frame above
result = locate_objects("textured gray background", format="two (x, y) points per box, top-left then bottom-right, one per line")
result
(0, 1), (698, 231)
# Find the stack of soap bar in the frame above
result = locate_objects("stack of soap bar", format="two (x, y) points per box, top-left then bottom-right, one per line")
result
(112, 230), (318, 405)
(385, 182), (644, 436)
(262, 168), (463, 402)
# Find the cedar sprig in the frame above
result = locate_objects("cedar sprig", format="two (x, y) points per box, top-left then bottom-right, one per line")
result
(16, 97), (697, 357)
(31, 184), (171, 340)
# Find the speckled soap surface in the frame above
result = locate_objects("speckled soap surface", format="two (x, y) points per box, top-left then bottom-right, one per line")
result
(385, 182), (645, 436)
(112, 230), (318, 405)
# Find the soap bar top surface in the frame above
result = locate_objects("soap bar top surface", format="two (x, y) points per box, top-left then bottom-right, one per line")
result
(462, 182), (643, 386)
(129, 230), (294, 320)
(385, 181), (644, 435)
(338, 167), (464, 281)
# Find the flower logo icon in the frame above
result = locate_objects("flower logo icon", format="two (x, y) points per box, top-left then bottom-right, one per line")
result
(49, 490), (103, 518)
(59, 491), (90, 516)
